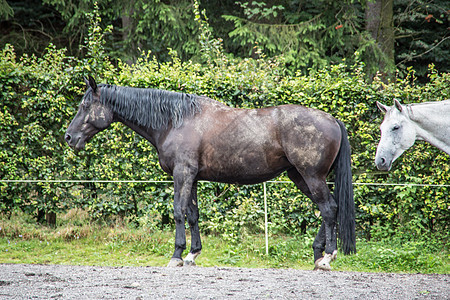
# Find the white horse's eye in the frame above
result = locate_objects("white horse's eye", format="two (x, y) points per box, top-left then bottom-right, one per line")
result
(392, 125), (400, 131)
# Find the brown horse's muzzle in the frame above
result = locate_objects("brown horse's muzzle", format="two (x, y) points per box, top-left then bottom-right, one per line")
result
(65, 131), (88, 150)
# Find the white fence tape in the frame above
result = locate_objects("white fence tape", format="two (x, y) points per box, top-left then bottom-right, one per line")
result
(1, 179), (448, 254)
(1, 179), (449, 187)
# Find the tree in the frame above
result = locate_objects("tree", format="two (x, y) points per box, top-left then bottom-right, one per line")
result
(221, 0), (369, 73)
(0, 0), (69, 56)
(1, 0), (448, 80)
(365, 0), (395, 80)
(0, 0), (13, 20)
(394, 0), (449, 80)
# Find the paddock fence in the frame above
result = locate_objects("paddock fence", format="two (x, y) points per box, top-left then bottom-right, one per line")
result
(1, 179), (449, 255)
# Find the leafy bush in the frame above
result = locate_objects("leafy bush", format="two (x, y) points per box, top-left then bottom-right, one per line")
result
(0, 10), (448, 245)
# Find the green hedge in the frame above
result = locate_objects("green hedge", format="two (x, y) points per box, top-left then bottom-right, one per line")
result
(1, 20), (449, 242)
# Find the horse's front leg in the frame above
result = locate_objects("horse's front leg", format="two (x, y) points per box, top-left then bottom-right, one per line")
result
(167, 166), (196, 267)
(183, 182), (202, 266)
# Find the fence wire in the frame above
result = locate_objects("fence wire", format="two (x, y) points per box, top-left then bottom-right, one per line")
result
(1, 179), (449, 187)
(1, 179), (448, 255)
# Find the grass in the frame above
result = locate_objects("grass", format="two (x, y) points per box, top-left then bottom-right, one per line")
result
(0, 210), (448, 273)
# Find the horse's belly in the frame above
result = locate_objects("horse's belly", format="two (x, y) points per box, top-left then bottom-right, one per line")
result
(197, 150), (290, 184)
(197, 168), (288, 185)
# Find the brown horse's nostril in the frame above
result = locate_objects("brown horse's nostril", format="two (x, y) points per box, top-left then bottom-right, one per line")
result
(65, 133), (72, 143)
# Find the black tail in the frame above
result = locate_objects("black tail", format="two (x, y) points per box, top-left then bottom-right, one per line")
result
(334, 120), (356, 254)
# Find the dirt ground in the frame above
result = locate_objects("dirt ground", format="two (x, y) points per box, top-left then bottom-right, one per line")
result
(0, 263), (448, 299)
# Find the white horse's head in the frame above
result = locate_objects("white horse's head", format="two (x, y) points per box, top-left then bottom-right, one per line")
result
(375, 99), (417, 171)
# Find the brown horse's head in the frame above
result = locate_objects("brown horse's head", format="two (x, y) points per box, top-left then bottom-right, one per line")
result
(65, 76), (113, 150)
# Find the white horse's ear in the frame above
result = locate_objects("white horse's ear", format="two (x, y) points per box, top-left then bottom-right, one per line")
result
(393, 99), (403, 112)
(376, 101), (389, 114)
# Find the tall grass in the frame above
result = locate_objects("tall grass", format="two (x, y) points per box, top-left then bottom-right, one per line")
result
(0, 210), (448, 273)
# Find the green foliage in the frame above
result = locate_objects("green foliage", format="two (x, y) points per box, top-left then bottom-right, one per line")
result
(40, 0), (201, 63)
(0, 0), (78, 57)
(334, 233), (449, 273)
(394, 0), (450, 79)
(0, 8), (449, 247)
(2, 0), (448, 82)
(131, 0), (201, 62)
(0, 43), (79, 216)
(222, 0), (378, 74)
(0, 211), (448, 273)
(0, 0), (13, 20)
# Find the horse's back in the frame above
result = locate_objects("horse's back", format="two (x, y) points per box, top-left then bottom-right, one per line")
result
(186, 99), (341, 183)
(192, 100), (288, 183)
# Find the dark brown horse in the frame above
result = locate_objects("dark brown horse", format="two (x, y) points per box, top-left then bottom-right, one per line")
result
(65, 76), (356, 270)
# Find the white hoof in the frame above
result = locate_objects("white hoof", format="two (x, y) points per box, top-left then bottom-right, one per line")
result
(314, 253), (333, 271)
(331, 250), (338, 261)
(184, 251), (201, 267)
(184, 260), (196, 267)
(167, 258), (184, 267)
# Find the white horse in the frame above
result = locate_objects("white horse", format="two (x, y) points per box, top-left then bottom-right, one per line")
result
(375, 99), (450, 171)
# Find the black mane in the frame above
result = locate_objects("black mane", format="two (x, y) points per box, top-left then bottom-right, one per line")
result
(90, 84), (201, 129)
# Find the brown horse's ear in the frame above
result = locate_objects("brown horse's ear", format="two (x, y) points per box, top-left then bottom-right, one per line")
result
(88, 75), (98, 92)
(393, 99), (403, 112)
(376, 101), (389, 114)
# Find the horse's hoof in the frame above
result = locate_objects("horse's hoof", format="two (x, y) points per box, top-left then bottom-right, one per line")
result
(314, 254), (333, 271)
(331, 250), (338, 261)
(183, 251), (201, 267)
(167, 258), (184, 267)
(184, 260), (196, 267)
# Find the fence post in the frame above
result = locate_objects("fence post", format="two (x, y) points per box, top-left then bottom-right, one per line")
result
(264, 182), (268, 255)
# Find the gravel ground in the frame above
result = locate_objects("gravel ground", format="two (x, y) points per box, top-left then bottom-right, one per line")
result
(0, 264), (448, 299)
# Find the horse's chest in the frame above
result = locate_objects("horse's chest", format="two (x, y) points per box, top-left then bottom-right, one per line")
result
(156, 133), (201, 175)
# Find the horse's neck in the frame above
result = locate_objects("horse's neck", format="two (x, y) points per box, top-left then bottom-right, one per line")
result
(117, 117), (165, 149)
(409, 101), (450, 154)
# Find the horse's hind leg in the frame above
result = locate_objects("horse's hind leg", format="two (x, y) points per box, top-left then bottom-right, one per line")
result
(312, 223), (325, 263)
(312, 185), (338, 270)
(184, 183), (202, 266)
(288, 169), (337, 270)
